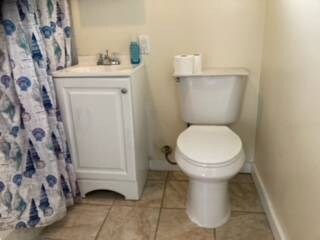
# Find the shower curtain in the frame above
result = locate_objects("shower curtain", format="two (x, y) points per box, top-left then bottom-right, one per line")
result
(0, 0), (79, 230)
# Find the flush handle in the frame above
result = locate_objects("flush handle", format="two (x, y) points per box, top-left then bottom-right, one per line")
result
(121, 88), (127, 94)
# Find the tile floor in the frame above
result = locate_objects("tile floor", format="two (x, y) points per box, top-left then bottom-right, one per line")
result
(40, 171), (274, 240)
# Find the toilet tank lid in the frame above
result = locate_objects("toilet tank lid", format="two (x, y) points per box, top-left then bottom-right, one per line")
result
(173, 67), (249, 78)
(176, 126), (243, 166)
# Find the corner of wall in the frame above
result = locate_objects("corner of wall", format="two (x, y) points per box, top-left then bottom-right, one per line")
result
(252, 164), (288, 240)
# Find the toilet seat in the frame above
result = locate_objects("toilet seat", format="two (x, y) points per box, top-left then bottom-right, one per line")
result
(176, 126), (243, 168)
(175, 125), (245, 228)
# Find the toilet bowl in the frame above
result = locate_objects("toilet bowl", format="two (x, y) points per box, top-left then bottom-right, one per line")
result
(174, 67), (248, 228)
(175, 125), (245, 228)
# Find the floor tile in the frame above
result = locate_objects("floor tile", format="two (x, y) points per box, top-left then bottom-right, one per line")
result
(216, 212), (273, 240)
(97, 206), (159, 240)
(41, 204), (110, 240)
(147, 170), (168, 181)
(230, 183), (264, 212)
(81, 190), (120, 205)
(156, 209), (214, 240)
(163, 181), (188, 208)
(114, 181), (165, 208)
(168, 171), (189, 181)
(231, 173), (253, 184)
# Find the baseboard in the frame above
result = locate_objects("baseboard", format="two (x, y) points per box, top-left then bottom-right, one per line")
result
(149, 159), (180, 171)
(240, 161), (252, 173)
(0, 228), (42, 240)
(252, 164), (288, 240)
(0, 230), (11, 240)
(149, 159), (253, 173)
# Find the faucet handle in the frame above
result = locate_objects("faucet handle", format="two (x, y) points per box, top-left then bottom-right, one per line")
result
(111, 52), (121, 64)
(97, 53), (103, 65)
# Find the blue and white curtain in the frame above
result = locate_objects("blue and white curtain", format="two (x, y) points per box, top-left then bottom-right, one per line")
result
(0, 0), (79, 230)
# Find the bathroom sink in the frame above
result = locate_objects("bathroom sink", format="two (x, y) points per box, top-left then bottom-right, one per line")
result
(53, 59), (148, 200)
(53, 64), (140, 78)
(66, 65), (132, 73)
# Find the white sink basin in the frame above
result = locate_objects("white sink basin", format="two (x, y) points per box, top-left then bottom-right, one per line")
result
(65, 65), (132, 73)
(53, 64), (140, 78)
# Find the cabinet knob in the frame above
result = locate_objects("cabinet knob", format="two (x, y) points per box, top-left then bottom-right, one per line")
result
(121, 88), (127, 94)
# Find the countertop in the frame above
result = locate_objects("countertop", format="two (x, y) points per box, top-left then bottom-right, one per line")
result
(53, 55), (143, 78)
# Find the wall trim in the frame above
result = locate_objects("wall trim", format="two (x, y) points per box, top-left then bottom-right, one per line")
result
(252, 164), (288, 240)
(241, 161), (252, 173)
(149, 159), (253, 173)
(0, 230), (11, 240)
(149, 159), (180, 171)
(0, 228), (42, 240)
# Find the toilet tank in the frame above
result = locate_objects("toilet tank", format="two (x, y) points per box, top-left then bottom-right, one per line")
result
(175, 68), (248, 125)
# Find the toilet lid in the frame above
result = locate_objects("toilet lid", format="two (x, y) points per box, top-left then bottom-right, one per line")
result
(176, 126), (242, 166)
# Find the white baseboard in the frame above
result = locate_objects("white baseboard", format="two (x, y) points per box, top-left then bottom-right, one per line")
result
(0, 231), (11, 240)
(149, 159), (253, 173)
(252, 164), (288, 240)
(0, 228), (42, 240)
(149, 159), (180, 171)
(241, 161), (252, 173)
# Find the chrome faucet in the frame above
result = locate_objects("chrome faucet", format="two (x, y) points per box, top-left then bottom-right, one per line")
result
(97, 50), (121, 65)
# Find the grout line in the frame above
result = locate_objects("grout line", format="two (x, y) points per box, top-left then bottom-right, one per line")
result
(146, 180), (167, 182)
(165, 170), (169, 181)
(145, 180), (168, 186)
(167, 179), (188, 182)
(160, 171), (170, 209)
(80, 203), (115, 207)
(108, 205), (162, 209)
(94, 206), (113, 240)
(153, 171), (169, 240)
(161, 207), (186, 210)
(147, 170), (169, 182)
(229, 182), (256, 185)
(41, 237), (66, 240)
(231, 210), (266, 215)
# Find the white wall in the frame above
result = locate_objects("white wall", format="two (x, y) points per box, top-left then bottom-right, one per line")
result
(70, 0), (266, 165)
(256, 0), (320, 239)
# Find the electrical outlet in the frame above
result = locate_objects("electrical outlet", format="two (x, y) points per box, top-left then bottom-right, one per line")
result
(139, 35), (151, 55)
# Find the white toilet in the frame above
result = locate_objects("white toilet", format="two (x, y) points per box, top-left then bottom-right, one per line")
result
(174, 68), (248, 228)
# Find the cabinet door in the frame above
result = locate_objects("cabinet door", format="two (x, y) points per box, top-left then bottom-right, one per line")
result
(56, 78), (135, 181)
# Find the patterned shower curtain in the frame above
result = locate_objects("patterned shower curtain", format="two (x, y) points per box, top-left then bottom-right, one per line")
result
(0, 0), (79, 230)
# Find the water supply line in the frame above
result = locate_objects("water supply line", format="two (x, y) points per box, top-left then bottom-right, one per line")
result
(161, 145), (177, 165)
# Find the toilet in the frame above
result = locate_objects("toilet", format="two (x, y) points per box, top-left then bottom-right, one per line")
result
(174, 68), (249, 228)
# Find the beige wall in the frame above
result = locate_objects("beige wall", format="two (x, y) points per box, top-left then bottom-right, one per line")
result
(70, 0), (266, 163)
(256, 0), (320, 239)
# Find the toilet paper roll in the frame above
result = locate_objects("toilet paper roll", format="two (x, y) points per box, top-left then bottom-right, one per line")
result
(193, 54), (202, 74)
(174, 55), (194, 75)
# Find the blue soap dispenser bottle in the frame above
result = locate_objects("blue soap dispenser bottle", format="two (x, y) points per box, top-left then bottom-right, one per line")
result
(130, 37), (141, 65)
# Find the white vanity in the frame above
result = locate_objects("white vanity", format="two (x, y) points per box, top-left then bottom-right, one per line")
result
(53, 62), (148, 200)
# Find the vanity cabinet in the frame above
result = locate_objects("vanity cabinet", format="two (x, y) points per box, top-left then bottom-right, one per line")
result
(53, 64), (148, 200)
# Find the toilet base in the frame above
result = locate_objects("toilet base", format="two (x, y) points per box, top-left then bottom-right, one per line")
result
(186, 178), (231, 228)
